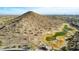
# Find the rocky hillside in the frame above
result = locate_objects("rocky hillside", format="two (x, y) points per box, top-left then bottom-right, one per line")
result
(0, 11), (78, 51)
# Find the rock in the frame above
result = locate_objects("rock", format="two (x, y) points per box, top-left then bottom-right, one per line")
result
(67, 31), (79, 51)
(39, 46), (48, 51)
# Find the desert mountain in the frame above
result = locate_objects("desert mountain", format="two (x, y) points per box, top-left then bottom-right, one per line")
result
(0, 11), (78, 50)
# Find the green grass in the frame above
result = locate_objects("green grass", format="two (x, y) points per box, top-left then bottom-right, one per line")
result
(46, 25), (74, 41)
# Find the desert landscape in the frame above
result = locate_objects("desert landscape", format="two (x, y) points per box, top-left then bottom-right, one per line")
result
(0, 11), (79, 51)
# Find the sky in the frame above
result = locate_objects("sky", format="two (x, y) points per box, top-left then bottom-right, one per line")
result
(0, 7), (79, 15)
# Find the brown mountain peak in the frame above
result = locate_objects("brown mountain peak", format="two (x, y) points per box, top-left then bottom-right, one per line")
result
(22, 11), (40, 17)
(26, 11), (35, 14)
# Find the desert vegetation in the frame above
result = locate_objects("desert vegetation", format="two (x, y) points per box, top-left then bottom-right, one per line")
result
(0, 12), (79, 51)
(0, 15), (18, 27)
